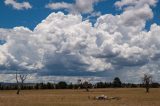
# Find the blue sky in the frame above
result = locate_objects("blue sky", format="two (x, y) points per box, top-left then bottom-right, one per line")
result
(0, 0), (160, 83)
(0, 0), (159, 30)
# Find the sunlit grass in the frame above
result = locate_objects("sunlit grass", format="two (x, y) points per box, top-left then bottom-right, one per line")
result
(0, 88), (159, 106)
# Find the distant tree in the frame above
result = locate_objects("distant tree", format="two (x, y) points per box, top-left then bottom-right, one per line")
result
(39, 82), (45, 89)
(77, 79), (82, 89)
(47, 82), (52, 89)
(83, 81), (89, 92)
(0, 83), (2, 90)
(16, 72), (27, 95)
(96, 82), (106, 88)
(35, 83), (39, 89)
(142, 74), (152, 93)
(57, 81), (67, 89)
(113, 77), (122, 88)
(68, 83), (73, 89)
(151, 82), (159, 88)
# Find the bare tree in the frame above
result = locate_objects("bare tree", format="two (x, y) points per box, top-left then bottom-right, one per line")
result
(142, 74), (152, 93)
(16, 71), (27, 95)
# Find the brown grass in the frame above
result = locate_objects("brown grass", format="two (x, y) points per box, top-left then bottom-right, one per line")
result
(0, 88), (159, 106)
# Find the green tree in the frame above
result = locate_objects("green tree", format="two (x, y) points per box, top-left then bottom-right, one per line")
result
(47, 82), (52, 89)
(57, 81), (67, 89)
(113, 77), (122, 88)
(96, 82), (105, 88)
(83, 81), (89, 92)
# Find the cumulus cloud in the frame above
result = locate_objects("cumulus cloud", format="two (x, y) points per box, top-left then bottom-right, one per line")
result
(115, 0), (157, 9)
(0, 27), (43, 72)
(45, 2), (73, 10)
(0, 0), (160, 82)
(4, 0), (32, 10)
(46, 0), (103, 14)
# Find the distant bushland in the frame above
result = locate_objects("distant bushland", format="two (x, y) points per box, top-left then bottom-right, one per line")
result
(0, 80), (159, 90)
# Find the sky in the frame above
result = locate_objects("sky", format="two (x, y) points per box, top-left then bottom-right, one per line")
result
(0, 0), (160, 83)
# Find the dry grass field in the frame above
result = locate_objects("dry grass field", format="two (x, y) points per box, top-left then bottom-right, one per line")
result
(0, 88), (159, 106)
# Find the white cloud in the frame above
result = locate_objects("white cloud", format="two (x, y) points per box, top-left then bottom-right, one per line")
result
(45, 2), (73, 10)
(115, 0), (157, 9)
(0, 27), (43, 71)
(4, 0), (32, 10)
(46, 0), (103, 14)
(0, 0), (160, 83)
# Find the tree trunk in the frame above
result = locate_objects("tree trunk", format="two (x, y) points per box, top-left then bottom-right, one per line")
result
(86, 88), (89, 92)
(146, 87), (149, 93)
(17, 85), (21, 95)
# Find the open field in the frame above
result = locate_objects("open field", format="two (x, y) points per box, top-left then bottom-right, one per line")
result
(0, 88), (160, 106)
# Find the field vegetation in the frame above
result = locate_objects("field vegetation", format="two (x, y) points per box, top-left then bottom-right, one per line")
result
(0, 88), (160, 106)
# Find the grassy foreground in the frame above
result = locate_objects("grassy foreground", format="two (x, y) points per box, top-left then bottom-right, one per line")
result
(0, 88), (159, 106)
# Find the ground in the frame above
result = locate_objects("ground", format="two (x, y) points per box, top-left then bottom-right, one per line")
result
(0, 88), (159, 106)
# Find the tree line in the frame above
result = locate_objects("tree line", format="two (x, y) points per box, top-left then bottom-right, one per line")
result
(0, 77), (159, 91)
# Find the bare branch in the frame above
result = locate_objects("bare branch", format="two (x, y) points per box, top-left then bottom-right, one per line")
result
(20, 74), (27, 83)
(142, 74), (152, 93)
(16, 71), (19, 84)
(15, 71), (28, 95)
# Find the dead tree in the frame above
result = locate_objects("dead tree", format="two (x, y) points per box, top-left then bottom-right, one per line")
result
(142, 74), (152, 93)
(16, 72), (27, 95)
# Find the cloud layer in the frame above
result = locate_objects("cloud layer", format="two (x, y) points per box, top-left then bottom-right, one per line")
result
(0, 0), (160, 83)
